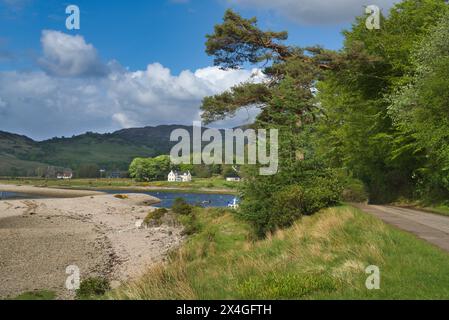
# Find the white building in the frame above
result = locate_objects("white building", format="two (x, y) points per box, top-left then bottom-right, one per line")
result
(168, 171), (192, 182)
(56, 169), (73, 180)
(226, 177), (241, 182)
(228, 197), (239, 209)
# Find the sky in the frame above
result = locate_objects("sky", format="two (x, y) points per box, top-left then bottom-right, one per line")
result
(0, 0), (398, 140)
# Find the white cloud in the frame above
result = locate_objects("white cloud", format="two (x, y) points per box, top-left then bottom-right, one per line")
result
(38, 30), (108, 77)
(227, 0), (398, 24)
(0, 31), (263, 140)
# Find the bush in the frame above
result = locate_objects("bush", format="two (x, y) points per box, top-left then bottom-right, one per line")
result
(238, 161), (343, 237)
(270, 185), (306, 229)
(76, 277), (110, 300)
(302, 176), (342, 215)
(342, 178), (369, 203)
(180, 213), (201, 236)
(172, 198), (193, 215)
(144, 208), (168, 227)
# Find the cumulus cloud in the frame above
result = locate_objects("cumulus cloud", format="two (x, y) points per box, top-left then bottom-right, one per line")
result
(0, 31), (263, 140)
(38, 30), (108, 77)
(227, 0), (398, 24)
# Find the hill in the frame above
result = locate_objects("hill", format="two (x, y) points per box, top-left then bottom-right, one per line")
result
(0, 125), (203, 177)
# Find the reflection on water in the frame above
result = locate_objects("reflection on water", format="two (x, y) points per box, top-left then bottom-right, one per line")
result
(0, 191), (40, 200)
(0, 190), (237, 208)
(101, 190), (236, 208)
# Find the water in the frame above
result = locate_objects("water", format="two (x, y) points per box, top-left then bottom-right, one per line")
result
(0, 191), (41, 200)
(101, 190), (237, 208)
(0, 190), (237, 208)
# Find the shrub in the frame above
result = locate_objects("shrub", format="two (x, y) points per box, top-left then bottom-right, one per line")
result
(238, 161), (343, 237)
(144, 208), (168, 227)
(342, 178), (369, 203)
(302, 176), (342, 215)
(76, 277), (110, 300)
(114, 194), (129, 200)
(172, 198), (193, 215)
(181, 213), (201, 236)
(270, 185), (306, 229)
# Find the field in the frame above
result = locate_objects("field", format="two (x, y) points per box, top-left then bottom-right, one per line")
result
(0, 177), (238, 194)
(110, 206), (449, 300)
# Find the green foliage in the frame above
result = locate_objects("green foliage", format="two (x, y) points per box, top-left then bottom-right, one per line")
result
(13, 290), (56, 300)
(315, 0), (449, 203)
(129, 155), (171, 182)
(205, 9), (289, 69)
(78, 164), (100, 178)
(342, 178), (369, 203)
(238, 158), (343, 237)
(202, 12), (344, 235)
(180, 212), (202, 236)
(389, 9), (449, 201)
(238, 272), (339, 299)
(0, 125), (196, 176)
(221, 165), (238, 178)
(111, 206), (449, 300)
(192, 164), (213, 178)
(235, 75), (342, 236)
(144, 208), (168, 227)
(172, 198), (193, 215)
(76, 277), (110, 300)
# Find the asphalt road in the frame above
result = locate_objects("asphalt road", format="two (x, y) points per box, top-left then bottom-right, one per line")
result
(354, 204), (449, 253)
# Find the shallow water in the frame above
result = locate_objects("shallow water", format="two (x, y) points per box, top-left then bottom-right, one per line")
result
(0, 191), (42, 201)
(0, 190), (238, 208)
(100, 190), (237, 208)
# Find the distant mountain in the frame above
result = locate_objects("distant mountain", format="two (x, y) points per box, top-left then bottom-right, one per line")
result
(0, 125), (210, 177)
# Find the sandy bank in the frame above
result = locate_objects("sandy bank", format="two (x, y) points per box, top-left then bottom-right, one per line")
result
(0, 184), (104, 198)
(0, 193), (184, 299)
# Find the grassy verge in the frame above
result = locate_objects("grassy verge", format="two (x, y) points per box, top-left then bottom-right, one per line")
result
(12, 290), (56, 300)
(392, 199), (449, 218)
(421, 205), (449, 217)
(109, 206), (449, 300)
(0, 177), (237, 194)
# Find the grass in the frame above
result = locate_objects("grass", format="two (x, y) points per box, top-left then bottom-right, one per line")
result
(422, 205), (449, 217)
(0, 177), (238, 194)
(392, 199), (449, 218)
(12, 290), (56, 300)
(144, 208), (168, 227)
(109, 206), (449, 300)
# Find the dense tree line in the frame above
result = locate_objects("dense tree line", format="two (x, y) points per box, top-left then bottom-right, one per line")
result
(128, 155), (232, 181)
(201, 0), (449, 235)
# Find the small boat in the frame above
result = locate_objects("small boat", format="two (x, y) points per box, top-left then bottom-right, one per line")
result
(227, 197), (239, 209)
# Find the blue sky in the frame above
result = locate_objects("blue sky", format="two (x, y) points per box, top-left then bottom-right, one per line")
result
(0, 0), (397, 139)
(0, 0), (351, 73)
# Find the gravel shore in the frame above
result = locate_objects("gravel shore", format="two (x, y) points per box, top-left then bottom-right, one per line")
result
(0, 192), (184, 299)
(0, 184), (105, 198)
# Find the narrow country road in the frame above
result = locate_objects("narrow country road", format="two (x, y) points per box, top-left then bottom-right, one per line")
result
(353, 204), (449, 253)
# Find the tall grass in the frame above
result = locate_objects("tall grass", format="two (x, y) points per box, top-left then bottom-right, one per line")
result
(109, 206), (449, 300)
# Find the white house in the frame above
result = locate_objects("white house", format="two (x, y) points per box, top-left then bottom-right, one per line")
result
(168, 171), (192, 182)
(56, 169), (73, 180)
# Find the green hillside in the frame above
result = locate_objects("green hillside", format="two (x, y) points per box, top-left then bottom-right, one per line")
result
(0, 125), (198, 177)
